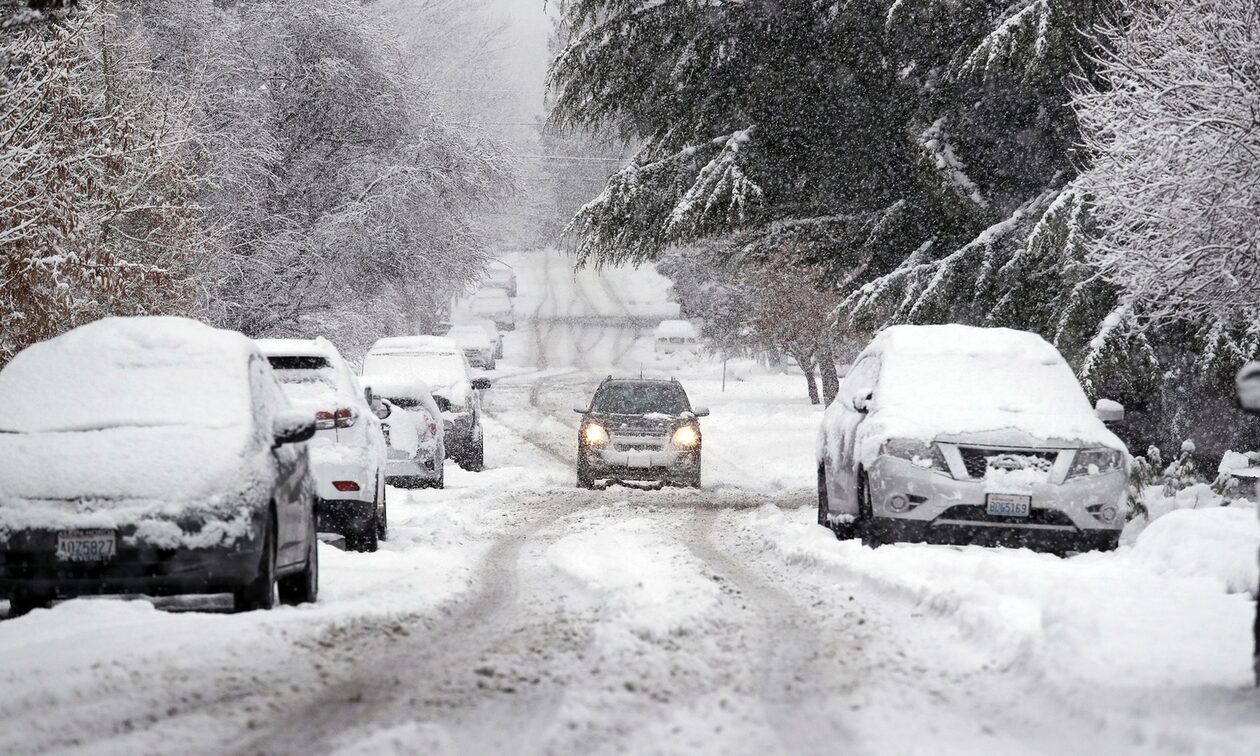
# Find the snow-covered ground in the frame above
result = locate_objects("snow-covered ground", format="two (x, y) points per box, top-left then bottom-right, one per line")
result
(1, 249), (1257, 755)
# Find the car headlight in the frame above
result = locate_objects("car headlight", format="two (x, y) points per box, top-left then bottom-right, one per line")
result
(880, 438), (948, 472)
(1068, 448), (1124, 478)
(672, 425), (700, 448)
(583, 423), (609, 447)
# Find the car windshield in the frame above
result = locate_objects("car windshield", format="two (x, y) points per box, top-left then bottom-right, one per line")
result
(363, 350), (466, 388)
(591, 382), (691, 415)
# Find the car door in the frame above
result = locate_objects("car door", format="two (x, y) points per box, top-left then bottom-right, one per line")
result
(251, 356), (310, 567)
(828, 356), (881, 510)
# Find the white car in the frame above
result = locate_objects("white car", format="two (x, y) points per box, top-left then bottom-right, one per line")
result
(363, 336), (491, 471)
(470, 288), (515, 331)
(461, 317), (503, 360)
(257, 337), (389, 552)
(816, 324), (1129, 553)
(483, 262), (517, 297)
(0, 317), (319, 614)
(450, 324), (496, 370)
(361, 373), (446, 489)
(653, 319), (699, 354)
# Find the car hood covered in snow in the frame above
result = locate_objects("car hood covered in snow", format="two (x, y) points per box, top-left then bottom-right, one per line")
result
(858, 325), (1124, 452)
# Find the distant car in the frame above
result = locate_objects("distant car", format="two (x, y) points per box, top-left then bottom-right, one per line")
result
(0, 317), (319, 615)
(573, 377), (708, 489)
(653, 320), (699, 354)
(483, 262), (517, 297)
(450, 324), (496, 370)
(363, 336), (491, 471)
(816, 324), (1129, 553)
(462, 317), (504, 360)
(361, 373), (446, 489)
(257, 337), (389, 552)
(470, 288), (515, 331)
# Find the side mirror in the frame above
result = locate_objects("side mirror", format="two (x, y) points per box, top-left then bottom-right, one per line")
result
(852, 391), (872, 414)
(573, 404), (589, 414)
(1237, 362), (1260, 415)
(373, 398), (392, 420)
(691, 406), (710, 417)
(471, 377), (491, 391)
(273, 410), (315, 448)
(1095, 398), (1124, 423)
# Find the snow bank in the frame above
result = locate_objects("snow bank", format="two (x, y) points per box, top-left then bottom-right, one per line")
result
(1130, 504), (1259, 597)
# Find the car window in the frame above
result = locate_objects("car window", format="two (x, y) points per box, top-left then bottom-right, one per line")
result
(839, 356), (880, 406)
(591, 383), (691, 415)
(266, 355), (337, 390)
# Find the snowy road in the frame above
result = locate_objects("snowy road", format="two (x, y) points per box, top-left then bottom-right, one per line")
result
(1, 251), (1258, 755)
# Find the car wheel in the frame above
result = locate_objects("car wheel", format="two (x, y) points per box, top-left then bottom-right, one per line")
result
(279, 509), (318, 605)
(234, 514), (278, 612)
(377, 500), (388, 541)
(7, 590), (53, 617)
(577, 449), (595, 489)
(464, 434), (485, 472)
(857, 471), (885, 548)
(686, 454), (702, 489)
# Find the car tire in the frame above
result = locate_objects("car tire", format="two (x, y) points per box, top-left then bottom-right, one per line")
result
(347, 515), (379, 553)
(7, 590), (53, 617)
(857, 471), (885, 548)
(234, 514), (278, 612)
(686, 454), (702, 489)
(577, 449), (595, 489)
(463, 434), (485, 472)
(377, 497), (388, 542)
(1095, 532), (1120, 552)
(279, 510), (318, 606)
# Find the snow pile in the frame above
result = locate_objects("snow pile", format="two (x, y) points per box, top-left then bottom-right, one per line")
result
(547, 516), (721, 639)
(1130, 504), (1259, 597)
(851, 324), (1123, 452)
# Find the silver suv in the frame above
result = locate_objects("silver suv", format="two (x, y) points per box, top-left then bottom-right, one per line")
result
(574, 377), (708, 489)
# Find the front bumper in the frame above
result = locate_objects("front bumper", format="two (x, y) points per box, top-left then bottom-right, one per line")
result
(0, 524), (264, 598)
(861, 456), (1127, 545)
(583, 444), (699, 482)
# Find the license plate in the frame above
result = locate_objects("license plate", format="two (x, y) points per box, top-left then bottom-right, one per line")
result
(56, 530), (117, 562)
(986, 494), (1031, 518)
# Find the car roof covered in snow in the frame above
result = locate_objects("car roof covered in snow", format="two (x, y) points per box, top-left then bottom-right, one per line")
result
(254, 336), (363, 409)
(254, 336), (339, 360)
(654, 319), (697, 337)
(851, 324), (1123, 449)
(368, 336), (460, 354)
(0, 316), (260, 434)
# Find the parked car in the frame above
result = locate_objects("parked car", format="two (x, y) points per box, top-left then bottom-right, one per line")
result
(0, 317), (319, 615)
(816, 324), (1129, 553)
(653, 319), (699, 354)
(361, 373), (446, 489)
(470, 288), (515, 331)
(257, 337), (389, 552)
(363, 336), (491, 471)
(483, 262), (517, 297)
(450, 324), (497, 370)
(462, 317), (504, 360)
(573, 377), (708, 489)
(1232, 361), (1260, 687)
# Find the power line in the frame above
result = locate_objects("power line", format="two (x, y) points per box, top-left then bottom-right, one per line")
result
(513, 154), (626, 162)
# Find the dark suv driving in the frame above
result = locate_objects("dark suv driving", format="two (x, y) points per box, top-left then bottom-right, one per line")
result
(572, 377), (709, 489)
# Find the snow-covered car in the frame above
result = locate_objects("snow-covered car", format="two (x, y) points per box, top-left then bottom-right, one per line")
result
(573, 377), (709, 489)
(462, 317), (504, 360)
(816, 324), (1130, 553)
(483, 262), (517, 297)
(653, 319), (699, 354)
(470, 288), (515, 331)
(0, 317), (319, 615)
(449, 324), (496, 370)
(361, 373), (446, 489)
(363, 336), (491, 471)
(257, 338), (389, 552)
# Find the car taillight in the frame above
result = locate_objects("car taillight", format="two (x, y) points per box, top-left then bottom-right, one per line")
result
(314, 411), (336, 430)
(332, 480), (360, 492)
(334, 407), (356, 428)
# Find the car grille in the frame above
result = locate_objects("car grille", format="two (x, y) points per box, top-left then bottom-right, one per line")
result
(958, 448), (1058, 479)
(935, 505), (1075, 528)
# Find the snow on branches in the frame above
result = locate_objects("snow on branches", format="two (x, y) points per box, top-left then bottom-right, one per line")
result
(1076, 0), (1260, 323)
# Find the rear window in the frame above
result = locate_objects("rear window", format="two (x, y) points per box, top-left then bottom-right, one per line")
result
(592, 382), (691, 415)
(266, 355), (337, 389)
